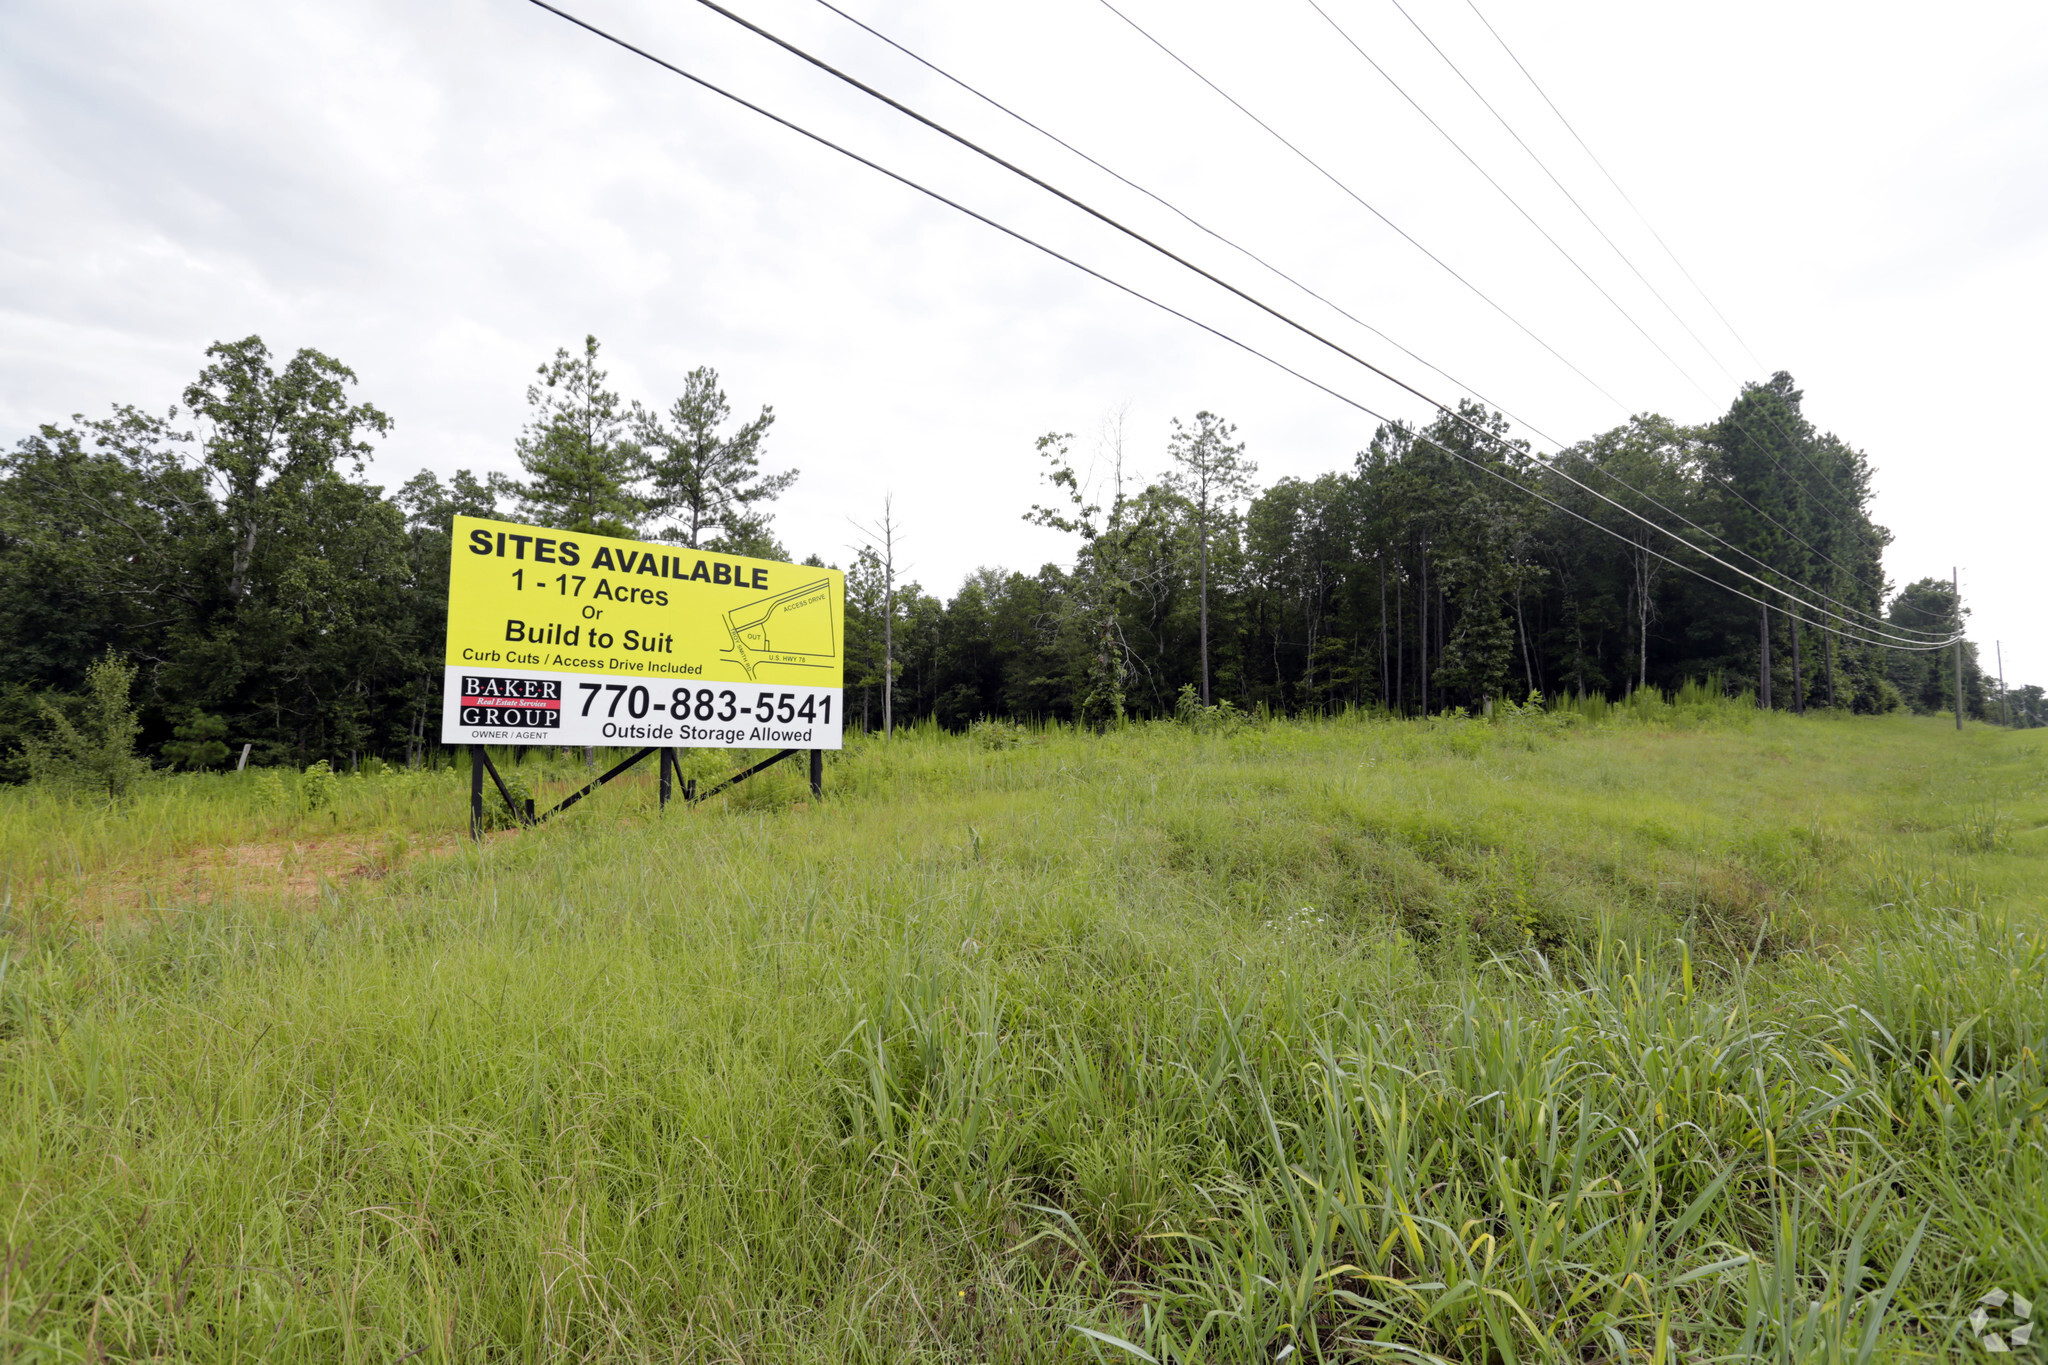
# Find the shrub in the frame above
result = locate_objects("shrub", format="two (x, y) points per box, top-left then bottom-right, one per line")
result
(1172, 683), (1253, 734)
(478, 761), (533, 831)
(252, 769), (288, 810)
(300, 760), (338, 812)
(969, 718), (1028, 751)
(20, 652), (149, 798)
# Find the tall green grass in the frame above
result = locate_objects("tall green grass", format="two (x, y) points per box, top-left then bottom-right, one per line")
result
(1, 708), (2043, 1360)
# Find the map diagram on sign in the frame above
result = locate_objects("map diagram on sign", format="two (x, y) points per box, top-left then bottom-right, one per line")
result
(722, 578), (838, 681)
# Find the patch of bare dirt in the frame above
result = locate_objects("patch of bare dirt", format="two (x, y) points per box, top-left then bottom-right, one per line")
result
(41, 828), (516, 923)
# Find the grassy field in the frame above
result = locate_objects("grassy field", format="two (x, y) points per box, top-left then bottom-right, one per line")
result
(1, 703), (2044, 1362)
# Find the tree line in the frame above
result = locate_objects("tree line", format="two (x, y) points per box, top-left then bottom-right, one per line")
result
(2, 334), (2036, 779)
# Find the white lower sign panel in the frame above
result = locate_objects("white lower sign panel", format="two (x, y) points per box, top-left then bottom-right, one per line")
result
(439, 667), (843, 749)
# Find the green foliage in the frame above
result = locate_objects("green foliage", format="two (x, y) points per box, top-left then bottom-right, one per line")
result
(251, 768), (288, 810)
(8, 341), (2030, 762)
(1171, 681), (1252, 733)
(298, 758), (337, 811)
(968, 717), (1028, 750)
(160, 709), (230, 770)
(512, 334), (644, 538)
(19, 651), (148, 798)
(478, 761), (533, 831)
(637, 365), (794, 554)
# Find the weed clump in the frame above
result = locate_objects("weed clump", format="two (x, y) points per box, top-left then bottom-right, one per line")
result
(299, 759), (338, 812)
(251, 768), (288, 811)
(1172, 682), (1253, 733)
(969, 717), (1028, 750)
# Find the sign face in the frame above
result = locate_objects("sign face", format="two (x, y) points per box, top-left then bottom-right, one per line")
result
(440, 515), (844, 750)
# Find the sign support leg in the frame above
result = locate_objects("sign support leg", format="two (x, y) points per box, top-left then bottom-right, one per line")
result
(659, 748), (673, 809)
(809, 748), (823, 799)
(469, 745), (484, 842)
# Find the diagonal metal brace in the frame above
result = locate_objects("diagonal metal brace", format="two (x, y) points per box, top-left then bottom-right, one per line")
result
(537, 746), (659, 822)
(691, 747), (800, 803)
(476, 746), (532, 827)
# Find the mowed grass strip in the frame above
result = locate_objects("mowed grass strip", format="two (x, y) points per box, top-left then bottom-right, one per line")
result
(1, 707), (2044, 1362)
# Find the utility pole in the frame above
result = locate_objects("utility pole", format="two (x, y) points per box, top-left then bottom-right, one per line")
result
(850, 497), (904, 738)
(1790, 609), (1805, 715)
(1997, 640), (2009, 728)
(1952, 566), (1964, 731)
(1758, 604), (1773, 710)
(1824, 617), (1836, 709)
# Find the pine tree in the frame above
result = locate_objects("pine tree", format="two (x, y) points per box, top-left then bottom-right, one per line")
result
(638, 367), (793, 556)
(513, 335), (643, 537)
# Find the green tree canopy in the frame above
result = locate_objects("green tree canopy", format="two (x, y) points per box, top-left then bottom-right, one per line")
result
(513, 335), (642, 538)
(637, 366), (793, 558)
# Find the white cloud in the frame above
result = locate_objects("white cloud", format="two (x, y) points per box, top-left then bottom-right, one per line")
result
(2, 0), (2042, 676)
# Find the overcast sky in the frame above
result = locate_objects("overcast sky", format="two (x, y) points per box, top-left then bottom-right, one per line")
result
(4, 0), (2043, 685)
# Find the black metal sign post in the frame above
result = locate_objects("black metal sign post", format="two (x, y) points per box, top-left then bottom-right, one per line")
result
(470, 744), (823, 841)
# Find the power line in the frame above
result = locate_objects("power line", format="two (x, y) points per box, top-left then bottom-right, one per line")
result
(1087, 0), (1631, 414)
(1097, 0), (1878, 525)
(811, 0), (1930, 640)
(1461, 0), (1765, 374)
(1447, 0), (1894, 593)
(806, 0), (1559, 451)
(1094, 0), (1914, 630)
(520, 0), (1955, 652)
(1123, 0), (1887, 606)
(1369, 0), (1740, 387)
(1418, 0), (1871, 516)
(1296, 0), (1723, 409)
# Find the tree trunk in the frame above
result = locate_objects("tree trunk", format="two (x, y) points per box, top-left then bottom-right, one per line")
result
(1378, 553), (1389, 708)
(1418, 536), (1429, 716)
(230, 519), (260, 600)
(1395, 563), (1405, 715)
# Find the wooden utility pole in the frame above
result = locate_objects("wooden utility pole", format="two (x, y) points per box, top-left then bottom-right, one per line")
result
(851, 497), (903, 738)
(1790, 610), (1805, 715)
(1953, 566), (1964, 731)
(880, 503), (899, 737)
(1824, 621), (1836, 709)
(1997, 640), (2010, 727)
(1758, 604), (1773, 709)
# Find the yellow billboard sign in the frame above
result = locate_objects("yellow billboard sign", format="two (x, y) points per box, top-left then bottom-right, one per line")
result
(439, 515), (844, 749)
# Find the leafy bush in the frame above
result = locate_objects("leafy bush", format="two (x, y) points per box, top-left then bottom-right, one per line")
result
(251, 769), (289, 811)
(1172, 683), (1253, 733)
(478, 761), (533, 831)
(20, 652), (149, 798)
(969, 718), (1028, 750)
(300, 759), (337, 812)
